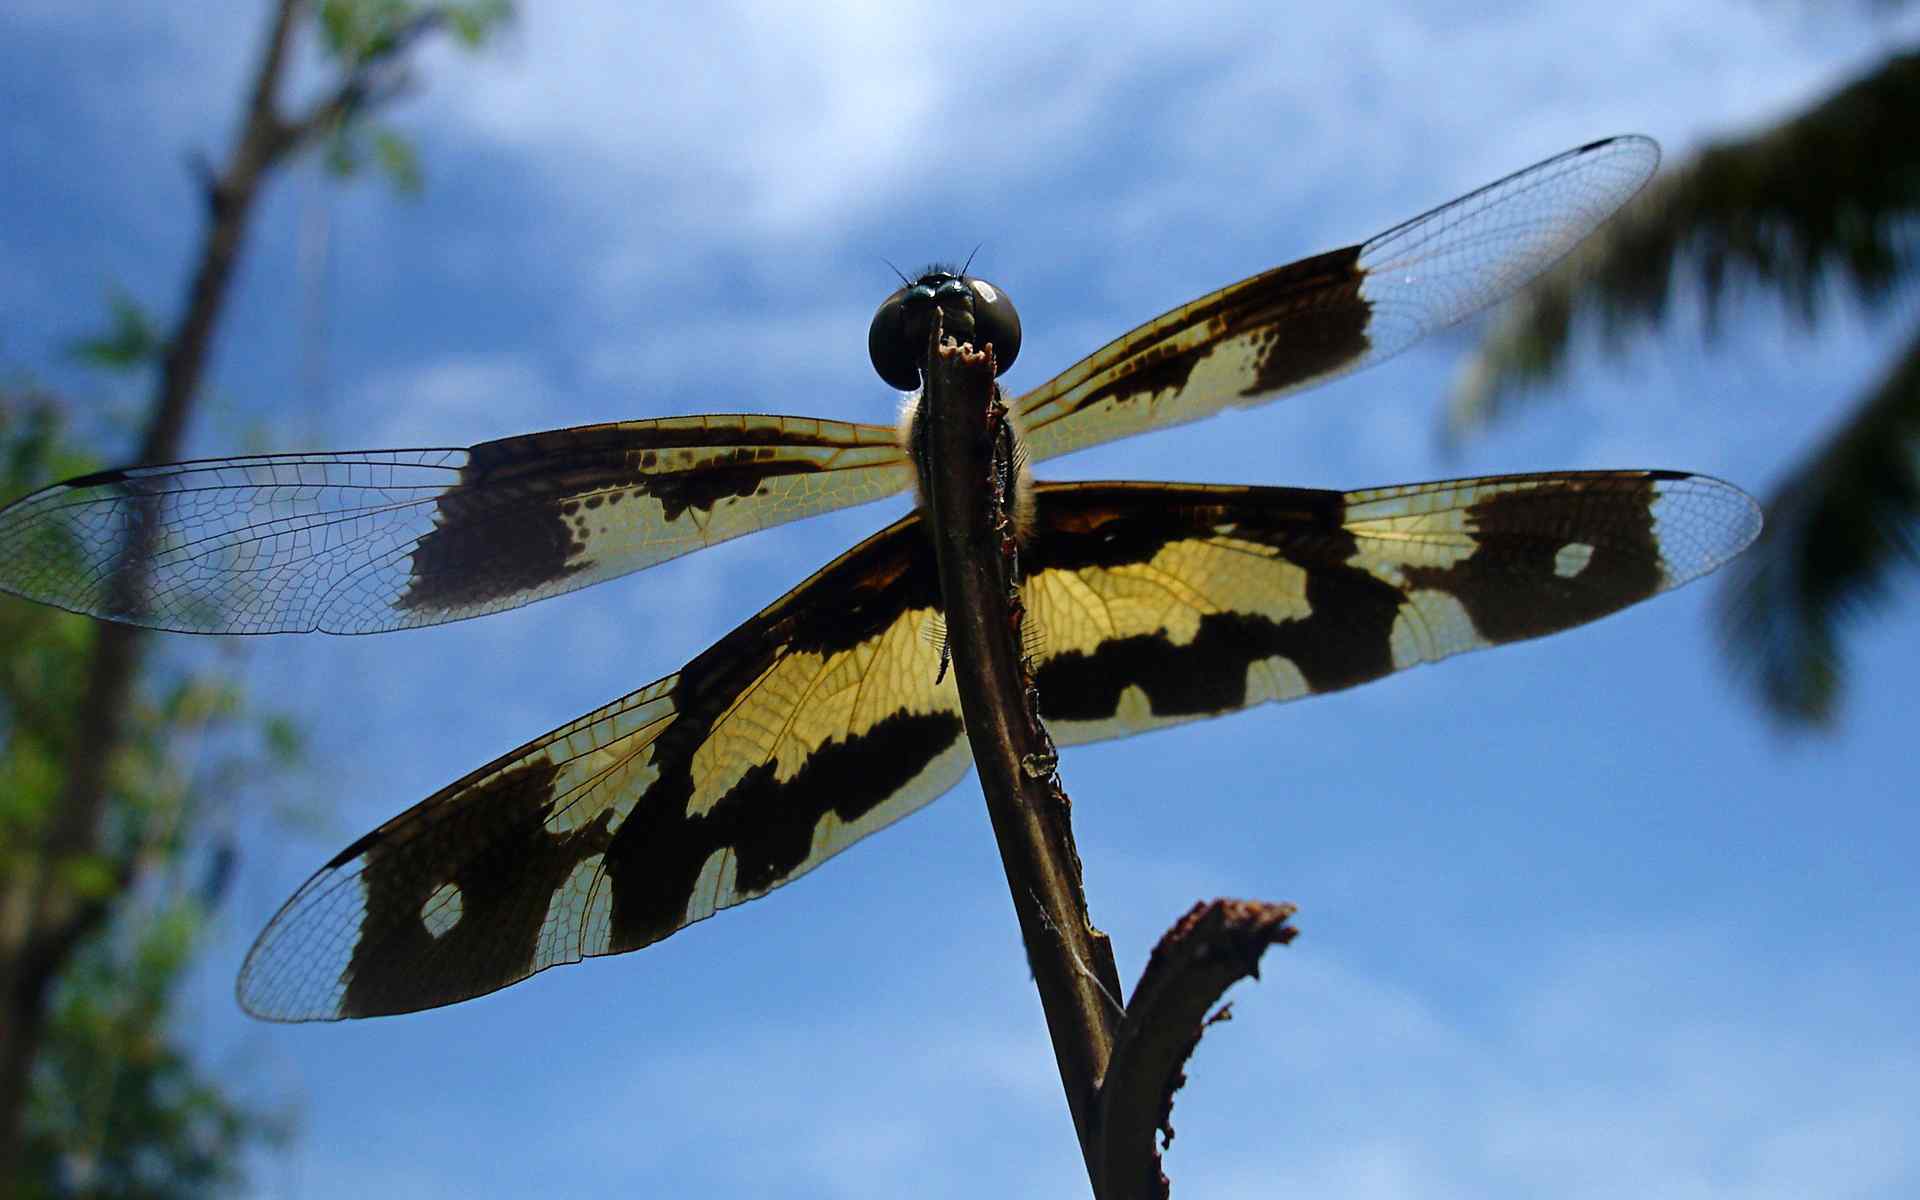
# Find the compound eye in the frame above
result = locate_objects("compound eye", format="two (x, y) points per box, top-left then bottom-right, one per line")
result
(868, 274), (1022, 390)
(965, 277), (1021, 377)
(868, 286), (924, 391)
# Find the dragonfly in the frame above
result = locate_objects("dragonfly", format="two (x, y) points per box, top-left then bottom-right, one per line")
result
(0, 135), (1761, 1022)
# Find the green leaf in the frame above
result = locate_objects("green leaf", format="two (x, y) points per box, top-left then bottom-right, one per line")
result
(66, 291), (164, 373)
(324, 128), (363, 179)
(316, 0), (411, 63)
(55, 854), (118, 900)
(450, 0), (514, 46)
(263, 715), (306, 767)
(373, 127), (424, 194)
(318, 0), (354, 55)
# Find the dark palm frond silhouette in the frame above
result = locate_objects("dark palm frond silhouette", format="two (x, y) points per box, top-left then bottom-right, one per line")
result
(1446, 46), (1920, 726)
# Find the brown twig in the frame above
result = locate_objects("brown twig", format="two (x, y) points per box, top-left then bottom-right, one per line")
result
(914, 318), (1125, 1187)
(914, 315), (1300, 1196)
(1095, 900), (1298, 1199)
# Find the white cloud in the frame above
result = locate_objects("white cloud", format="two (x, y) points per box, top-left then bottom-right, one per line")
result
(348, 350), (561, 444)
(584, 305), (872, 400)
(1154, 928), (1919, 1199)
(400, 1), (1895, 297)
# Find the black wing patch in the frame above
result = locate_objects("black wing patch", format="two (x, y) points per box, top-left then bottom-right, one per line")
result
(0, 415), (908, 634)
(1013, 136), (1660, 462)
(238, 469), (1757, 1020)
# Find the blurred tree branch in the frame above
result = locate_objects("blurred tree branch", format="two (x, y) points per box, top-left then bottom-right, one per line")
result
(0, 401), (306, 1193)
(0, 0), (509, 1181)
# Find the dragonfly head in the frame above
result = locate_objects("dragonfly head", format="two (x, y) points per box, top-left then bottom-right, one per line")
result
(868, 270), (1021, 391)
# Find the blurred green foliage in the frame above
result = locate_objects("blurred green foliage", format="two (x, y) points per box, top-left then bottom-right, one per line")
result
(318, 0), (513, 195)
(3, 389), (302, 1196)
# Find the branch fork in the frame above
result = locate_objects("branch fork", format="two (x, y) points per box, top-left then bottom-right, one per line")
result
(914, 317), (1299, 1197)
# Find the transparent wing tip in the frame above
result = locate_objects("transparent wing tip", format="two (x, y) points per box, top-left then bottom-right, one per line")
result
(1651, 473), (1764, 588)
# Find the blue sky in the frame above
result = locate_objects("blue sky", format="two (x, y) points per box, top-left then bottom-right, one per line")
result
(5, 3), (1918, 1196)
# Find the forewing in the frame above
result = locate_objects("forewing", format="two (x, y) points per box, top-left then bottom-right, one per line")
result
(1013, 136), (1660, 462)
(237, 508), (965, 1019)
(0, 415), (909, 634)
(1022, 472), (1760, 743)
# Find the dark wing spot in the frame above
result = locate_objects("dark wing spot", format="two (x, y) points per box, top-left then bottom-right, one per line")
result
(398, 499), (592, 616)
(1028, 485), (1399, 717)
(340, 758), (621, 1018)
(396, 425), (864, 615)
(600, 709), (964, 949)
(1064, 244), (1370, 421)
(1242, 247), (1371, 395)
(1401, 475), (1665, 641)
(1033, 564), (1404, 722)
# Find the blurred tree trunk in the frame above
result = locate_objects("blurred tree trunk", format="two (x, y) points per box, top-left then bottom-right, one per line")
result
(0, 1), (509, 1180)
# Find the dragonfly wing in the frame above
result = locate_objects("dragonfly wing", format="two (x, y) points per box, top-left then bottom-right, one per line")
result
(1014, 136), (1660, 462)
(1022, 470), (1759, 743)
(238, 507), (965, 1018)
(0, 414), (909, 634)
